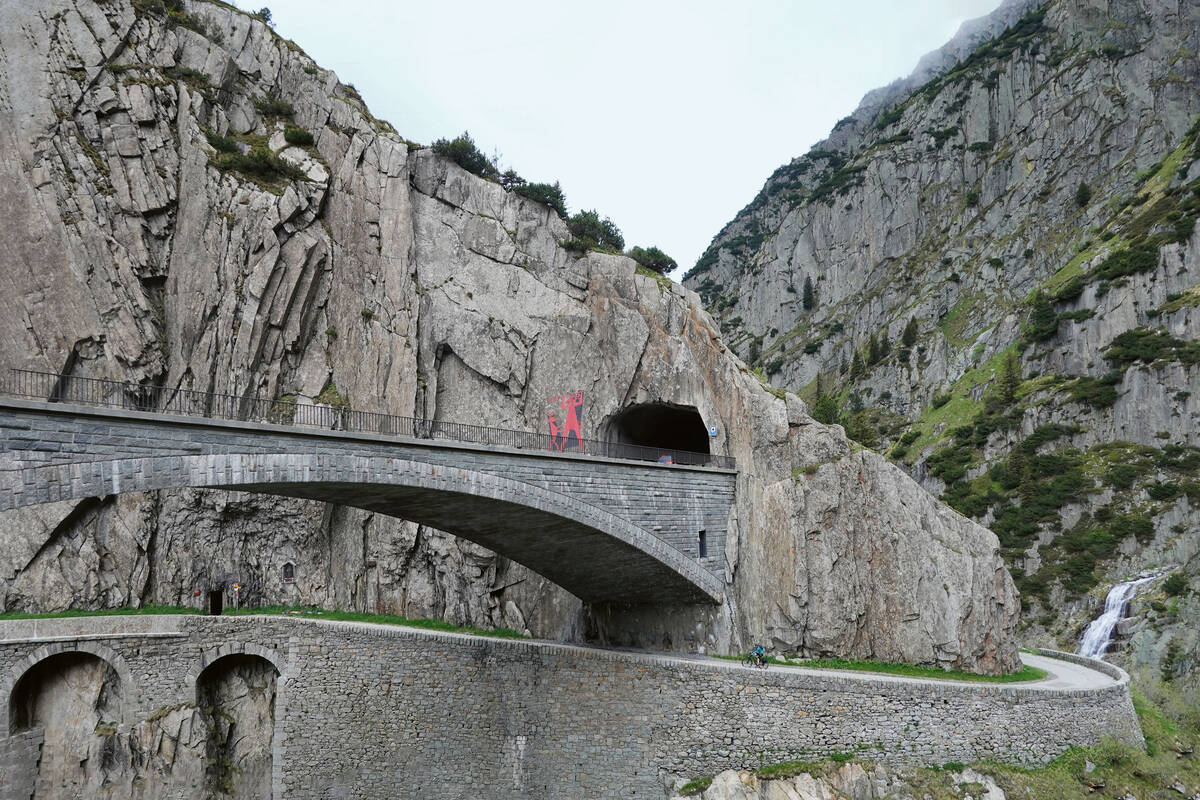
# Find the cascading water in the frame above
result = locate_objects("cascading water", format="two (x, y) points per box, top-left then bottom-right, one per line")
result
(1077, 575), (1159, 659)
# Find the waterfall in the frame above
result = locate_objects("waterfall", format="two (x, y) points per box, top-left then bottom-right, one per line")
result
(1077, 575), (1158, 659)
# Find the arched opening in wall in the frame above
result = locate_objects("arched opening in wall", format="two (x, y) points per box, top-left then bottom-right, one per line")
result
(196, 654), (278, 799)
(9, 651), (122, 796)
(603, 403), (710, 458)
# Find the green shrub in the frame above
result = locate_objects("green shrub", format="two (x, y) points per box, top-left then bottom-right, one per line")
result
(205, 130), (238, 153)
(164, 65), (210, 84)
(1064, 371), (1123, 408)
(803, 341), (821, 355)
(965, 189), (980, 207)
(1106, 463), (1141, 489)
(1076, 181), (1093, 206)
(930, 391), (952, 408)
(1051, 275), (1086, 302)
(255, 96), (294, 118)
(875, 106), (904, 130)
(1025, 291), (1058, 342)
(513, 181), (567, 218)
(567, 209), (624, 252)
(431, 131), (498, 181)
(1092, 242), (1158, 281)
(283, 126), (314, 146)
(1147, 481), (1181, 501)
(1164, 573), (1188, 596)
(215, 146), (306, 183)
(1105, 328), (1200, 367)
(628, 245), (677, 275)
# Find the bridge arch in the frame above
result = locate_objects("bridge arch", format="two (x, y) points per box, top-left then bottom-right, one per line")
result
(190, 645), (284, 799)
(4, 641), (130, 735)
(4, 453), (724, 604)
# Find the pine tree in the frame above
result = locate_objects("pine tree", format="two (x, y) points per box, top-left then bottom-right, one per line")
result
(879, 333), (891, 359)
(811, 373), (839, 424)
(1000, 351), (1021, 405)
(850, 351), (865, 378)
(867, 334), (881, 365)
(1006, 445), (1027, 492)
(1027, 291), (1058, 342)
(802, 276), (815, 311)
(901, 317), (918, 347)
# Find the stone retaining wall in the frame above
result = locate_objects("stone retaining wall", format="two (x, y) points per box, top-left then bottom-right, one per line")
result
(0, 616), (1142, 799)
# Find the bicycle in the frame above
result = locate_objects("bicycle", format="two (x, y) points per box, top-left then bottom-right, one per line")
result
(741, 652), (768, 670)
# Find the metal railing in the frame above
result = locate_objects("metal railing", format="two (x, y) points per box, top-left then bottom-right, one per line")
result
(0, 369), (735, 469)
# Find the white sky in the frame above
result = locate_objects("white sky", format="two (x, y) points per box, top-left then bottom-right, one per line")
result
(261, 1), (1001, 277)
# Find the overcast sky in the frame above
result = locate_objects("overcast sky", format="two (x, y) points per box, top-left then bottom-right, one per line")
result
(261, 1), (1001, 277)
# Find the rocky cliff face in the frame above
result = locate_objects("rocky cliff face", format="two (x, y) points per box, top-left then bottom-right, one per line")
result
(685, 0), (1199, 679)
(0, 0), (1019, 671)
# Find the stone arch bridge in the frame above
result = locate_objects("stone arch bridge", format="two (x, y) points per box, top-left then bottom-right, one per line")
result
(0, 397), (736, 604)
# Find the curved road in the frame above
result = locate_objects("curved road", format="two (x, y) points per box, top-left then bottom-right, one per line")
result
(251, 615), (1118, 691)
(688, 650), (1117, 691)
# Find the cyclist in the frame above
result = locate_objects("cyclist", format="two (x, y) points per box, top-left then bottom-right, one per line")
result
(750, 643), (766, 667)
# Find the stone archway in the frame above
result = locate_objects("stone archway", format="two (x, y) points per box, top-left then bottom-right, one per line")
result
(3, 641), (130, 736)
(191, 644), (285, 799)
(7, 648), (124, 799)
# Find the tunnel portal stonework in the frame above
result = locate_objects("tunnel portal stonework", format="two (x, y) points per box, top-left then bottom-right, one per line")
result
(0, 399), (735, 605)
(0, 615), (1142, 800)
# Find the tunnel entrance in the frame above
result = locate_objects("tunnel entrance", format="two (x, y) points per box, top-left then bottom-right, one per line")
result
(603, 403), (710, 459)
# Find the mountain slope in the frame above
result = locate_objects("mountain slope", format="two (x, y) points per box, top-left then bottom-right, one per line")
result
(685, 0), (1200, 679)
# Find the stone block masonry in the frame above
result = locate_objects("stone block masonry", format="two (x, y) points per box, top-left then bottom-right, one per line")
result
(0, 615), (1142, 799)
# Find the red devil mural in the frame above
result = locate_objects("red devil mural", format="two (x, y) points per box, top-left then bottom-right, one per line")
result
(547, 391), (585, 452)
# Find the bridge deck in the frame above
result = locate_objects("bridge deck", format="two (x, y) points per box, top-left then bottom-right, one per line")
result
(0, 398), (736, 605)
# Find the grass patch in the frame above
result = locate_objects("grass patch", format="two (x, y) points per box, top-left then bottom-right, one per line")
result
(1157, 285), (1200, 314)
(225, 605), (528, 639)
(635, 263), (673, 291)
(677, 776), (713, 795)
(756, 759), (824, 780)
(899, 344), (1021, 460)
(0, 605), (198, 620)
(793, 657), (1047, 682)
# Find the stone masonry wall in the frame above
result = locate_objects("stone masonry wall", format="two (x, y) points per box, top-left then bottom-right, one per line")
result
(0, 615), (1141, 800)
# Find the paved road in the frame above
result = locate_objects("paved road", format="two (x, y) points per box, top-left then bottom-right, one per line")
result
(683, 650), (1118, 691)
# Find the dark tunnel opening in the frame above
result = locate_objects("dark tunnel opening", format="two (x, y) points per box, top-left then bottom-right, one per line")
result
(604, 403), (710, 456)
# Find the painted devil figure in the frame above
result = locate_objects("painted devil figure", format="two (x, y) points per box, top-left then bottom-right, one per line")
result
(547, 391), (584, 452)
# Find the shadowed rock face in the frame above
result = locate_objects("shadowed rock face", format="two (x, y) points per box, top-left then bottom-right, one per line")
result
(198, 654), (276, 800)
(0, 0), (1019, 671)
(13, 652), (121, 799)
